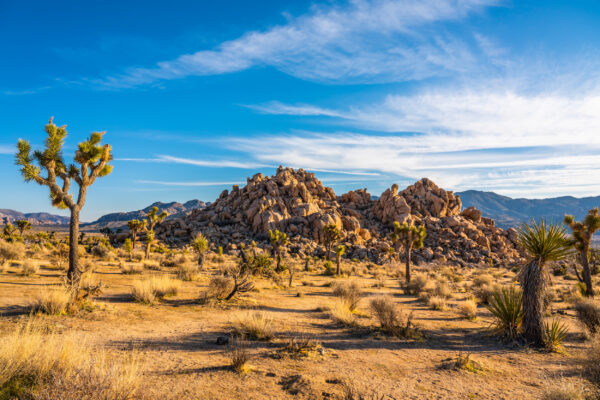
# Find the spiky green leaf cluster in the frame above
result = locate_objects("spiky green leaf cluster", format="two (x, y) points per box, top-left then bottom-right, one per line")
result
(146, 206), (168, 231)
(191, 233), (209, 254)
(335, 245), (346, 257)
(518, 218), (570, 262)
(323, 224), (341, 244)
(127, 219), (146, 233)
(269, 229), (289, 247)
(393, 220), (427, 249)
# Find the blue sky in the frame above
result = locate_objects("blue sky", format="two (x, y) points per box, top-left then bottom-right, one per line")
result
(2, 0), (600, 221)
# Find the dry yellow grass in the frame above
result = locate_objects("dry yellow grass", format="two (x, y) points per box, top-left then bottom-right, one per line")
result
(457, 299), (478, 320)
(176, 263), (198, 281)
(132, 275), (181, 304)
(120, 262), (144, 275)
(0, 319), (142, 398)
(231, 311), (275, 340)
(428, 295), (447, 310)
(30, 287), (71, 315)
(20, 261), (39, 276)
(328, 298), (357, 326)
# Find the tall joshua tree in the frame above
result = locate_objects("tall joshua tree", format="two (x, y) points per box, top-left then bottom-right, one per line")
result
(269, 229), (289, 271)
(335, 245), (345, 276)
(564, 208), (600, 297)
(144, 206), (168, 259)
(16, 118), (112, 288)
(127, 219), (146, 250)
(323, 224), (341, 261)
(518, 219), (570, 346)
(15, 220), (32, 237)
(396, 220), (426, 284)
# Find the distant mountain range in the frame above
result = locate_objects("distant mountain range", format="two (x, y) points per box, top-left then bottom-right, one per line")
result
(457, 191), (600, 229)
(81, 200), (208, 230)
(0, 209), (70, 225)
(2, 190), (599, 230)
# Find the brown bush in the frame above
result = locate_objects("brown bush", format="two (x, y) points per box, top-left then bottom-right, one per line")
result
(575, 299), (600, 335)
(332, 281), (363, 311)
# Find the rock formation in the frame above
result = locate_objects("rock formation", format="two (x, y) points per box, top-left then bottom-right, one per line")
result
(155, 167), (524, 267)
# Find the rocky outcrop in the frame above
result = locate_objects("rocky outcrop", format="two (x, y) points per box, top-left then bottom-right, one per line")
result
(155, 167), (525, 267)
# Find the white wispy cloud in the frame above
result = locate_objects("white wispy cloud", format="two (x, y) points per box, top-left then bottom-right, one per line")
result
(0, 145), (13, 155)
(92, 0), (498, 88)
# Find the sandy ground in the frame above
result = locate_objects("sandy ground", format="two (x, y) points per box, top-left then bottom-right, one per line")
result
(0, 254), (597, 400)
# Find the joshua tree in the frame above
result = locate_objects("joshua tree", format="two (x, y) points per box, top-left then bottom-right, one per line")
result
(395, 220), (427, 284)
(16, 118), (112, 288)
(518, 219), (570, 346)
(15, 220), (32, 237)
(564, 208), (600, 297)
(2, 223), (16, 241)
(99, 227), (112, 239)
(335, 245), (345, 276)
(127, 219), (146, 250)
(123, 238), (133, 261)
(144, 206), (168, 259)
(191, 233), (209, 268)
(323, 224), (341, 260)
(269, 229), (289, 272)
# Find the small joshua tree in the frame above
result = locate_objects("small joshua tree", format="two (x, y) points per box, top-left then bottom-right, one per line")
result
(99, 227), (112, 240)
(323, 224), (341, 261)
(15, 220), (32, 237)
(564, 208), (600, 297)
(335, 245), (345, 276)
(2, 223), (17, 242)
(123, 238), (133, 261)
(191, 233), (209, 268)
(144, 206), (168, 259)
(269, 229), (289, 272)
(518, 219), (570, 346)
(16, 118), (112, 288)
(396, 220), (426, 284)
(127, 219), (146, 250)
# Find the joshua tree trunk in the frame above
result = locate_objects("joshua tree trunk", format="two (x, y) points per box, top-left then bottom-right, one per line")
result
(304, 257), (310, 272)
(145, 243), (151, 260)
(521, 258), (547, 346)
(289, 265), (294, 287)
(580, 248), (595, 297)
(326, 244), (332, 261)
(336, 257), (341, 276)
(198, 253), (204, 269)
(405, 244), (412, 284)
(67, 208), (81, 289)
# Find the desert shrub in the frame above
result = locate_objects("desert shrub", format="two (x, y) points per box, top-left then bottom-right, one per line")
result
(243, 253), (273, 276)
(20, 261), (39, 276)
(433, 281), (452, 299)
(369, 296), (420, 338)
(323, 261), (336, 276)
(472, 273), (494, 288)
(403, 273), (432, 295)
(231, 311), (274, 341)
(176, 263), (198, 281)
(131, 251), (144, 262)
(131, 275), (180, 304)
(551, 264), (568, 276)
(457, 300), (477, 320)
(332, 281), (363, 311)
(541, 380), (585, 400)
(486, 286), (523, 339)
(574, 299), (600, 335)
(450, 352), (483, 373)
(0, 320), (141, 399)
(143, 260), (161, 271)
(280, 335), (323, 358)
(90, 244), (111, 260)
(585, 334), (600, 383)
(0, 241), (23, 265)
(208, 275), (232, 299)
(544, 319), (568, 353)
(428, 295), (447, 310)
(328, 298), (357, 327)
(30, 288), (71, 315)
(339, 380), (387, 400)
(120, 263), (144, 275)
(473, 283), (501, 305)
(229, 336), (250, 374)
(372, 273), (386, 288)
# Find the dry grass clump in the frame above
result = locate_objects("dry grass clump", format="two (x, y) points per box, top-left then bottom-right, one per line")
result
(176, 263), (198, 281)
(231, 311), (274, 341)
(120, 262), (144, 275)
(473, 283), (501, 305)
(428, 295), (447, 311)
(0, 320), (141, 399)
(229, 336), (250, 374)
(142, 259), (161, 271)
(445, 352), (483, 373)
(20, 261), (39, 276)
(369, 296), (420, 339)
(541, 380), (586, 400)
(30, 287), (71, 315)
(472, 273), (494, 287)
(0, 241), (24, 267)
(332, 281), (363, 311)
(280, 335), (324, 359)
(457, 300), (478, 320)
(403, 273), (433, 295)
(584, 334), (600, 383)
(574, 299), (600, 335)
(328, 298), (357, 326)
(131, 275), (181, 304)
(433, 281), (453, 299)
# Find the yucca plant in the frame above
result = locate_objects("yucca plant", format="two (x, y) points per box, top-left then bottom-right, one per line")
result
(322, 224), (341, 261)
(544, 319), (568, 353)
(335, 245), (345, 276)
(564, 208), (600, 297)
(127, 219), (146, 251)
(191, 233), (209, 268)
(486, 286), (523, 340)
(143, 207), (168, 259)
(518, 219), (570, 346)
(268, 229), (288, 272)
